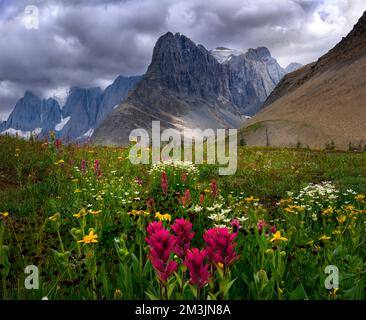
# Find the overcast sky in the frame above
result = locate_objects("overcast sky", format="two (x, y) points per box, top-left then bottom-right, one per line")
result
(0, 0), (365, 119)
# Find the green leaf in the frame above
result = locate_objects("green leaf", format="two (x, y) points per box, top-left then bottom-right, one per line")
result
(289, 284), (308, 300)
(145, 290), (160, 300)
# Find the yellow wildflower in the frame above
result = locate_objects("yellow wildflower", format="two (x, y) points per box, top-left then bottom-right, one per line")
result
(306, 240), (314, 246)
(0, 212), (9, 218)
(74, 188), (82, 193)
(337, 215), (346, 224)
(48, 212), (61, 221)
(77, 230), (98, 244)
(128, 210), (149, 217)
(245, 195), (260, 203)
(345, 205), (355, 211)
(217, 262), (224, 269)
(270, 231), (288, 243)
(73, 208), (88, 219)
(332, 229), (342, 235)
(355, 194), (365, 201)
(284, 207), (295, 214)
(114, 289), (122, 299)
(155, 212), (171, 222)
(322, 207), (335, 216)
(89, 210), (102, 216)
(319, 235), (331, 241)
(54, 159), (64, 165)
(329, 288), (339, 299)
(279, 198), (293, 206)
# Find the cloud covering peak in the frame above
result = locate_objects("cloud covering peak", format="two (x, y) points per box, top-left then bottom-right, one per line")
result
(0, 0), (365, 119)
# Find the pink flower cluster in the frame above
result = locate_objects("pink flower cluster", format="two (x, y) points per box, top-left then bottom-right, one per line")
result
(93, 159), (102, 178)
(257, 219), (276, 235)
(161, 172), (168, 194)
(203, 227), (239, 268)
(171, 218), (195, 259)
(146, 219), (239, 290)
(146, 221), (178, 284)
(184, 248), (210, 289)
(180, 189), (191, 206)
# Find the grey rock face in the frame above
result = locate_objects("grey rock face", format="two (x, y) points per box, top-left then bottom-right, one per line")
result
(93, 32), (246, 145)
(225, 47), (286, 115)
(60, 87), (103, 140)
(96, 75), (142, 125)
(1, 74), (141, 141)
(93, 33), (286, 145)
(2, 91), (62, 136)
(41, 98), (62, 133)
(0, 121), (6, 132)
(285, 63), (303, 73)
(5, 91), (42, 131)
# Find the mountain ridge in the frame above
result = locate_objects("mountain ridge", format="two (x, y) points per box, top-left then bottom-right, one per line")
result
(240, 11), (366, 150)
(92, 32), (287, 145)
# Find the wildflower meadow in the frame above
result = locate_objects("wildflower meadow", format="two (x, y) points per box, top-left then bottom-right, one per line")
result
(0, 134), (366, 300)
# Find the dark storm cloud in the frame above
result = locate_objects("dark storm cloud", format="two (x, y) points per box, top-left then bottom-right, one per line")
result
(0, 0), (365, 119)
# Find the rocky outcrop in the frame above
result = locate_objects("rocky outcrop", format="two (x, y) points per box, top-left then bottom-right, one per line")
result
(93, 33), (285, 145)
(1, 91), (62, 137)
(59, 87), (103, 140)
(225, 47), (285, 115)
(1, 75), (141, 141)
(240, 11), (366, 150)
(96, 75), (142, 126)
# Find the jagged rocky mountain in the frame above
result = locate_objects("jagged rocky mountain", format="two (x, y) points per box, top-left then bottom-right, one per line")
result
(240, 11), (366, 150)
(2, 32), (297, 144)
(1, 75), (142, 140)
(93, 33), (288, 145)
(285, 63), (303, 73)
(1, 91), (62, 138)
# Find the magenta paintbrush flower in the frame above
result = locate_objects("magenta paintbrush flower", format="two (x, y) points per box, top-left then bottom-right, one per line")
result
(146, 222), (178, 284)
(81, 159), (87, 174)
(171, 218), (195, 259)
(180, 189), (191, 206)
(199, 194), (205, 205)
(211, 180), (218, 198)
(161, 171), (168, 194)
(257, 219), (268, 234)
(93, 159), (102, 178)
(146, 221), (163, 236)
(203, 227), (239, 268)
(184, 248), (210, 289)
(230, 219), (241, 232)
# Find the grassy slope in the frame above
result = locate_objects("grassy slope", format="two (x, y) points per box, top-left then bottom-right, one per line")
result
(1, 136), (366, 216)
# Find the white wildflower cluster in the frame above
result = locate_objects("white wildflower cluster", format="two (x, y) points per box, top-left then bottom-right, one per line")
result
(206, 202), (248, 228)
(292, 181), (339, 219)
(148, 160), (199, 176)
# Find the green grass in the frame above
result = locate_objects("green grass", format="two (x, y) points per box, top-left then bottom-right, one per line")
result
(0, 135), (365, 300)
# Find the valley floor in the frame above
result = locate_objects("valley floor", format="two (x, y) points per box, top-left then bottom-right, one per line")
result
(0, 135), (365, 299)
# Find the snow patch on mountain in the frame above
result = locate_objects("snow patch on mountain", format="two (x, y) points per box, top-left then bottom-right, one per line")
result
(55, 116), (71, 131)
(210, 47), (244, 63)
(2, 127), (42, 139)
